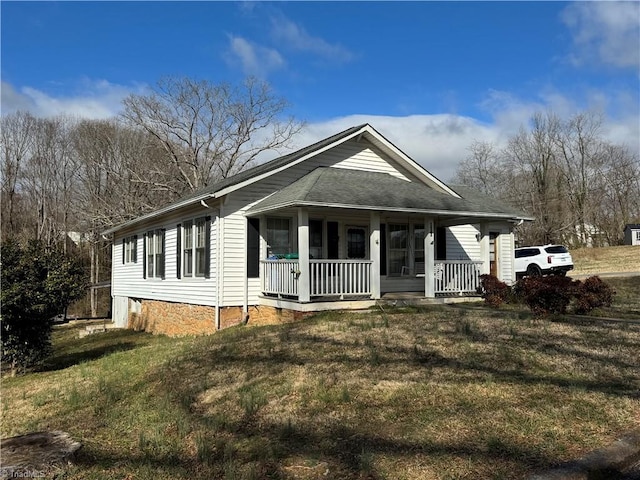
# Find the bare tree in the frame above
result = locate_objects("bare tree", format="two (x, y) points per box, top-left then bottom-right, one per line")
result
(454, 110), (638, 247)
(502, 112), (567, 244)
(1, 112), (36, 240)
(453, 140), (502, 195)
(121, 76), (303, 192)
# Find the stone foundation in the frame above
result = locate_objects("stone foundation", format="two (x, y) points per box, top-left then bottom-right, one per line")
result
(129, 300), (217, 336)
(127, 299), (313, 337)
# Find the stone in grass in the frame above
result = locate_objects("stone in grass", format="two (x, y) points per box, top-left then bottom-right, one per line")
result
(0, 431), (81, 478)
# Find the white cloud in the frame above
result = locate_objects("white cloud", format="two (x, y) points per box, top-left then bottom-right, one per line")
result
(225, 35), (285, 77)
(270, 14), (354, 63)
(561, 2), (640, 69)
(266, 114), (497, 182)
(265, 88), (639, 182)
(1, 79), (144, 119)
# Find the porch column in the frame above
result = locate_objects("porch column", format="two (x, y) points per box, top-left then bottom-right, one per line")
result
(424, 217), (435, 298)
(298, 208), (310, 303)
(370, 211), (381, 299)
(259, 215), (267, 292)
(479, 223), (490, 275)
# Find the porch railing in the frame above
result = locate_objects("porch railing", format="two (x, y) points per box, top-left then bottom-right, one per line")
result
(310, 259), (372, 297)
(261, 260), (299, 297)
(434, 260), (483, 295)
(261, 259), (373, 299)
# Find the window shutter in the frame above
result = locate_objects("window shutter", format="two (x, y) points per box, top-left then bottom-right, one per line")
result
(122, 238), (125, 264)
(247, 217), (260, 278)
(133, 235), (138, 263)
(327, 221), (339, 259)
(160, 229), (166, 279)
(204, 216), (211, 279)
(176, 224), (182, 279)
(142, 233), (147, 279)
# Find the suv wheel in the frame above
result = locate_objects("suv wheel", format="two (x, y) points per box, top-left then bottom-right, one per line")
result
(526, 264), (542, 277)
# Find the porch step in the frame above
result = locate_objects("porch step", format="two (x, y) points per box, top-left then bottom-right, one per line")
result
(78, 322), (119, 338)
(379, 293), (482, 306)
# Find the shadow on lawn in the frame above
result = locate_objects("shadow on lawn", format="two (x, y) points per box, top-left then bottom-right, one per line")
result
(42, 329), (154, 372)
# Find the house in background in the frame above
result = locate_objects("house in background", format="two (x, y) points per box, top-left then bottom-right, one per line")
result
(624, 224), (640, 246)
(104, 124), (532, 336)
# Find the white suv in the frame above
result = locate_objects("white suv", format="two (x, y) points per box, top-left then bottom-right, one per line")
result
(514, 245), (574, 278)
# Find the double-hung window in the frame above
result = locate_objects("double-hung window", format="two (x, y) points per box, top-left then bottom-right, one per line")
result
(388, 224), (408, 275)
(387, 223), (425, 276)
(636, 231), (640, 242)
(266, 217), (291, 257)
(179, 217), (210, 278)
(144, 229), (165, 279)
(122, 235), (137, 264)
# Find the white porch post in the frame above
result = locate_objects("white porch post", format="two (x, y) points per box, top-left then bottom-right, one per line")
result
(370, 211), (381, 299)
(479, 223), (490, 275)
(298, 208), (310, 303)
(424, 217), (435, 298)
(259, 215), (267, 293)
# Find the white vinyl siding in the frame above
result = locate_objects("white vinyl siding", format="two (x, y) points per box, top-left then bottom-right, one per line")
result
(447, 225), (481, 261)
(111, 206), (218, 306)
(219, 137), (414, 306)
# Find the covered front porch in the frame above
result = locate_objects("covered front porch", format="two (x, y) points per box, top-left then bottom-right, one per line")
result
(260, 257), (485, 301)
(250, 208), (505, 312)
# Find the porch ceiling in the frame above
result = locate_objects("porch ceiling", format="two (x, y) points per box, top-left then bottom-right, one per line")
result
(247, 167), (533, 221)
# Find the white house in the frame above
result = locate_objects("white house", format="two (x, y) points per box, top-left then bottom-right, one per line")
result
(104, 124), (532, 335)
(624, 224), (640, 246)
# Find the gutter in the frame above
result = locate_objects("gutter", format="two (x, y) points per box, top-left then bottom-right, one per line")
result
(102, 193), (218, 235)
(247, 200), (534, 222)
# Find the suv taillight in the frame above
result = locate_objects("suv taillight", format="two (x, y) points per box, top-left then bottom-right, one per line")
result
(547, 256), (552, 263)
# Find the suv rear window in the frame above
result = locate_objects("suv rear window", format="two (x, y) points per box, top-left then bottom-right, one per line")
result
(544, 246), (568, 254)
(515, 248), (540, 258)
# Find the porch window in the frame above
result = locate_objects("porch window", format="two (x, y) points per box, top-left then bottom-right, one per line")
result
(347, 227), (366, 259)
(388, 224), (408, 275)
(144, 229), (165, 279)
(387, 223), (425, 276)
(267, 217), (291, 256)
(309, 219), (323, 259)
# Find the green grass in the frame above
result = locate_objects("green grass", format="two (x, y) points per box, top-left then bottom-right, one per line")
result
(2, 304), (639, 479)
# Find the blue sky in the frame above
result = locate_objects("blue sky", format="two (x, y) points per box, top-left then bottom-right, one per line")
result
(2, 1), (639, 180)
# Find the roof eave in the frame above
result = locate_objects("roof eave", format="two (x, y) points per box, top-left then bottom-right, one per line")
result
(246, 200), (534, 221)
(102, 192), (218, 235)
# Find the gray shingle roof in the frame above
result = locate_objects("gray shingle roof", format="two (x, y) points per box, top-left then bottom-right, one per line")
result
(247, 168), (532, 220)
(103, 124), (367, 234)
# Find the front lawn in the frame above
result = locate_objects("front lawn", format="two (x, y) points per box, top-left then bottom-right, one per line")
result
(2, 304), (639, 479)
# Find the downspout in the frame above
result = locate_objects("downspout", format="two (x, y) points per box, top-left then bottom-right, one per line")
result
(243, 216), (249, 323)
(215, 204), (223, 330)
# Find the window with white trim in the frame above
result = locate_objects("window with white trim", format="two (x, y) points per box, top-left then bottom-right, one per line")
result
(267, 217), (291, 257)
(636, 231), (640, 241)
(122, 235), (137, 264)
(182, 217), (209, 277)
(178, 217), (211, 278)
(387, 223), (425, 276)
(145, 229), (165, 279)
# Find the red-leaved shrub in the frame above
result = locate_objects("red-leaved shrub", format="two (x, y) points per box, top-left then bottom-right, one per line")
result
(478, 274), (511, 307)
(515, 275), (580, 316)
(574, 276), (615, 314)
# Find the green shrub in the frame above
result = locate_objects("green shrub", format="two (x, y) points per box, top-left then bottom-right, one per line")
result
(1, 239), (87, 375)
